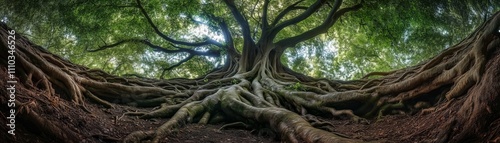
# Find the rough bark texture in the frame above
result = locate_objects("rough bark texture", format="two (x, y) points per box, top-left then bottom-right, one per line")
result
(1, 8), (500, 143)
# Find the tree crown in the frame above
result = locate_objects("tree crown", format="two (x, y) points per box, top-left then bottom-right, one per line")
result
(1, 0), (498, 79)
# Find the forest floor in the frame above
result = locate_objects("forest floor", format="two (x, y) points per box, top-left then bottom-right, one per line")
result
(0, 78), (497, 143)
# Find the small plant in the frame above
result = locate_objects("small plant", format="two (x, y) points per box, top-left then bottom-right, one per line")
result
(231, 79), (239, 84)
(203, 79), (208, 83)
(286, 82), (304, 91)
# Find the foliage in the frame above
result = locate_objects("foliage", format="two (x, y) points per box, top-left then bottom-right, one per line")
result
(285, 82), (305, 91)
(0, 0), (498, 79)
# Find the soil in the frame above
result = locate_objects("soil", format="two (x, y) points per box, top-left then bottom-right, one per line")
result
(1, 74), (499, 143)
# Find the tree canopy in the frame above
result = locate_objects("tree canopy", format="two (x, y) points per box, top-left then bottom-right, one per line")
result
(2, 0), (498, 79)
(1, 0), (500, 143)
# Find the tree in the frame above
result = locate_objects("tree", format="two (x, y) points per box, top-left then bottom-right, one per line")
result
(1, 0), (500, 142)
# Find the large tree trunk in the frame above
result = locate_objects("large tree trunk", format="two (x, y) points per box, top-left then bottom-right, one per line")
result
(1, 11), (500, 143)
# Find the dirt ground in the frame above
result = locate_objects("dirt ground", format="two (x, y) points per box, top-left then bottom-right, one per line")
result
(1, 76), (499, 143)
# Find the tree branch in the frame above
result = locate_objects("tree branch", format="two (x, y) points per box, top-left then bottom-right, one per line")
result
(222, 0), (256, 46)
(270, 0), (307, 27)
(186, 15), (218, 31)
(194, 13), (241, 59)
(88, 38), (220, 57)
(160, 54), (194, 79)
(218, 20), (241, 59)
(135, 0), (222, 47)
(268, 0), (327, 39)
(275, 1), (363, 49)
(261, 0), (270, 30)
(89, 38), (220, 74)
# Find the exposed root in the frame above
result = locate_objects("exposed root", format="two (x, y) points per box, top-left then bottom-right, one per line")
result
(219, 122), (251, 130)
(362, 70), (396, 79)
